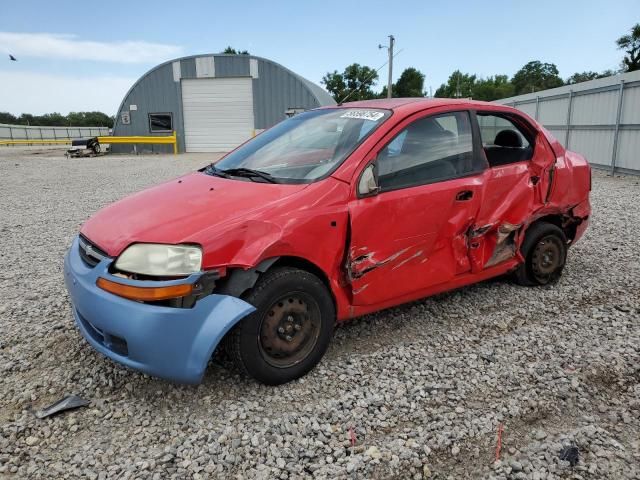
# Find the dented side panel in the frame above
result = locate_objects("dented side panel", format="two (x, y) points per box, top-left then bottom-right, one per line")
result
(346, 174), (485, 306)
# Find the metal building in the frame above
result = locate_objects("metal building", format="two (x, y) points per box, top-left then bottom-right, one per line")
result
(112, 54), (335, 153)
(497, 69), (640, 175)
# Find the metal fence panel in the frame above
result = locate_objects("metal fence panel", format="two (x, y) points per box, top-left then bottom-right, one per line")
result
(516, 102), (537, 119)
(616, 130), (640, 170)
(571, 90), (619, 125)
(569, 130), (615, 167)
(620, 84), (640, 124)
(538, 97), (569, 125)
(0, 123), (110, 142)
(497, 70), (640, 174)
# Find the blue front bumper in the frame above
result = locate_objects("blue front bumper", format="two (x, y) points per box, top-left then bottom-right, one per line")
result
(63, 236), (255, 384)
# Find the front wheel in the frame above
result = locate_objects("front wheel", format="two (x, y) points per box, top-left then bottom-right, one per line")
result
(225, 267), (335, 385)
(513, 222), (567, 286)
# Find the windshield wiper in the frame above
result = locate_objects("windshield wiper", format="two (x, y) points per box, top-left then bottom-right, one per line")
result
(204, 165), (232, 178)
(220, 167), (279, 183)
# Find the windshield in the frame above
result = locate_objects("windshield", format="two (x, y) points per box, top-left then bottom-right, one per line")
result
(210, 108), (391, 183)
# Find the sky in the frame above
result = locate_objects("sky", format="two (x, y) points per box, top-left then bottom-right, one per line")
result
(0, 0), (638, 115)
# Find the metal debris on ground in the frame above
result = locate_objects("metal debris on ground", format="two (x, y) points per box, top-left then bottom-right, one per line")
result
(35, 395), (90, 419)
(559, 445), (580, 466)
(495, 423), (504, 461)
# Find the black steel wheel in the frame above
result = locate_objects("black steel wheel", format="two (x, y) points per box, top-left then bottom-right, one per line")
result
(513, 222), (567, 286)
(258, 292), (322, 368)
(225, 267), (334, 385)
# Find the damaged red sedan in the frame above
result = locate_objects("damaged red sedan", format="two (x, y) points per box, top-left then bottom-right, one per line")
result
(64, 98), (591, 385)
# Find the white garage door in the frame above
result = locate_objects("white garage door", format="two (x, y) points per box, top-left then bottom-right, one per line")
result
(181, 78), (255, 152)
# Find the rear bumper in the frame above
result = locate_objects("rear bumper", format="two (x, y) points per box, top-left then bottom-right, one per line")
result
(571, 198), (591, 244)
(64, 236), (255, 384)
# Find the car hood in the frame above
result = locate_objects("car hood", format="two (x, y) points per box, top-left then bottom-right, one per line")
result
(80, 172), (308, 257)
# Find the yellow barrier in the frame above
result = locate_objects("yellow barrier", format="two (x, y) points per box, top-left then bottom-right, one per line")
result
(0, 131), (178, 154)
(97, 131), (178, 154)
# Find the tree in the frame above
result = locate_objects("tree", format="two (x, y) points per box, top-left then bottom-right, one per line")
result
(566, 70), (617, 85)
(0, 112), (18, 124)
(511, 61), (564, 94)
(222, 46), (249, 55)
(617, 23), (640, 72)
(378, 67), (426, 98)
(472, 75), (515, 101)
(0, 111), (114, 127)
(321, 63), (379, 102)
(394, 67), (425, 97)
(434, 70), (477, 98)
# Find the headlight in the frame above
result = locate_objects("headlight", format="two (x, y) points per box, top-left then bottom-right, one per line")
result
(114, 244), (202, 276)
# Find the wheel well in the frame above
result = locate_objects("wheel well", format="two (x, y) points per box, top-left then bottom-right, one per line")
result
(530, 214), (577, 242)
(271, 256), (333, 294)
(213, 255), (335, 304)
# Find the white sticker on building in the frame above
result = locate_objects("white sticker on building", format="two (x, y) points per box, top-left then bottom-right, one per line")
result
(129, 104), (137, 111)
(340, 110), (384, 121)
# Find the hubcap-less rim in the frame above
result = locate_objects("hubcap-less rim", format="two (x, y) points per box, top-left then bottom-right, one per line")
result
(531, 235), (564, 283)
(258, 292), (321, 368)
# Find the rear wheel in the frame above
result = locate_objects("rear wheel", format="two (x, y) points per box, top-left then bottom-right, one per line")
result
(226, 267), (335, 385)
(514, 222), (567, 286)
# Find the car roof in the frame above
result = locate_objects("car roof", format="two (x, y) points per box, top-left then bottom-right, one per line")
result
(333, 97), (514, 115)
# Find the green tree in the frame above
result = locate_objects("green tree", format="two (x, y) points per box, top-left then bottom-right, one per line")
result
(222, 46), (249, 55)
(321, 63), (379, 102)
(0, 111), (113, 127)
(566, 70), (617, 85)
(617, 23), (640, 72)
(472, 75), (515, 101)
(378, 67), (426, 98)
(434, 70), (477, 98)
(38, 112), (67, 126)
(0, 112), (18, 124)
(511, 61), (564, 94)
(394, 67), (425, 97)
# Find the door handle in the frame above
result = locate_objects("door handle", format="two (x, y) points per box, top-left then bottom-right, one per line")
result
(455, 190), (473, 201)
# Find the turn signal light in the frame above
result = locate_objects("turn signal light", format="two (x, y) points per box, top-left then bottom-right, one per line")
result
(96, 277), (193, 301)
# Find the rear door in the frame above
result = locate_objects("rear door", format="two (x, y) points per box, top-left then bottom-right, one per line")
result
(347, 110), (488, 306)
(469, 112), (556, 271)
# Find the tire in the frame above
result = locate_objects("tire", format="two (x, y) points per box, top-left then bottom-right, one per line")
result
(225, 267), (335, 385)
(513, 222), (567, 286)
(92, 143), (101, 155)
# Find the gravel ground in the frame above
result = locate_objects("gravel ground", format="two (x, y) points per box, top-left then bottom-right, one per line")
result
(0, 147), (639, 479)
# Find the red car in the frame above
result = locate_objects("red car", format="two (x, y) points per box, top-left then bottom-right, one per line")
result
(64, 98), (591, 385)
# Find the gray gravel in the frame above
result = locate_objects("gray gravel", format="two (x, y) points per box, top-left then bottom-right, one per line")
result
(1, 147), (639, 479)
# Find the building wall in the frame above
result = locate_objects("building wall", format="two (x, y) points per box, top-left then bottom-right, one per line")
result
(496, 70), (640, 175)
(112, 54), (334, 153)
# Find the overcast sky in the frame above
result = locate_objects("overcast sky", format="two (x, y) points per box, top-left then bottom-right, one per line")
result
(1, 0), (638, 115)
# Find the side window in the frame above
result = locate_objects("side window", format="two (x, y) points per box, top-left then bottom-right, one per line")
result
(477, 114), (533, 167)
(148, 113), (173, 133)
(376, 111), (481, 191)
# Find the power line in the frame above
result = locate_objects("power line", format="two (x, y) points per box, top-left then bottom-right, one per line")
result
(337, 48), (404, 104)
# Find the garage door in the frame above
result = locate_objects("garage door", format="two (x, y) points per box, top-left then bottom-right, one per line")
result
(181, 78), (255, 152)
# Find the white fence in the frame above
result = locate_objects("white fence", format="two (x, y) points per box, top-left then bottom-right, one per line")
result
(497, 70), (640, 175)
(0, 123), (110, 143)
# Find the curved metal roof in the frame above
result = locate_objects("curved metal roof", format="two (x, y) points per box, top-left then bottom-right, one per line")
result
(114, 53), (335, 120)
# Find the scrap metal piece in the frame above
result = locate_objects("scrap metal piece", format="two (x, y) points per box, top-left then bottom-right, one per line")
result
(35, 395), (90, 419)
(559, 445), (580, 466)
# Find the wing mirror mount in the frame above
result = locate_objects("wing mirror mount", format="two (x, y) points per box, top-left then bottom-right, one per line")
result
(358, 163), (379, 197)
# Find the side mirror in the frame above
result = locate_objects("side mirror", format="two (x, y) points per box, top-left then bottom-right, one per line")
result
(358, 163), (379, 197)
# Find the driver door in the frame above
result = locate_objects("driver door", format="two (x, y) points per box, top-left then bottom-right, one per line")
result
(347, 110), (488, 306)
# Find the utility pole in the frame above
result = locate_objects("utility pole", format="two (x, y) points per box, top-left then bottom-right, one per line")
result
(379, 35), (395, 98)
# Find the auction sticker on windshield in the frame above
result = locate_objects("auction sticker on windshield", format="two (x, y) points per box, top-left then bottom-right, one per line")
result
(340, 110), (385, 121)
